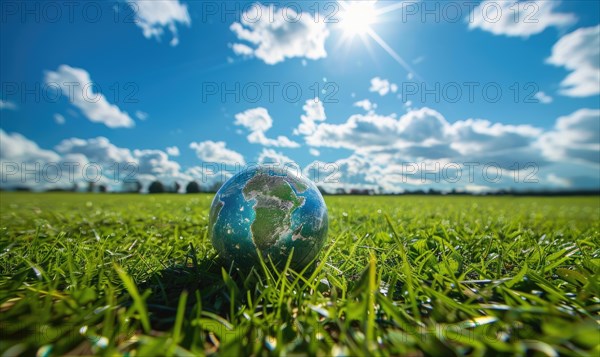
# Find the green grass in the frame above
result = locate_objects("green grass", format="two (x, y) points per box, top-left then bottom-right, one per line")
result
(1, 192), (599, 356)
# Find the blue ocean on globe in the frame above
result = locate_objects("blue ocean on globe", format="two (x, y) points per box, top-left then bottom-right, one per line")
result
(209, 165), (328, 269)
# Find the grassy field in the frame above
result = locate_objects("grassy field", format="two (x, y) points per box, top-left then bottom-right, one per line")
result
(1, 192), (599, 356)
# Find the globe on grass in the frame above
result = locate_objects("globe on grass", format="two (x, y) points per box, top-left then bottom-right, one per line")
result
(209, 165), (328, 270)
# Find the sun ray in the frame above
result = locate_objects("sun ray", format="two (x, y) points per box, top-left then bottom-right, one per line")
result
(375, 0), (416, 17)
(365, 27), (420, 80)
(335, 0), (420, 79)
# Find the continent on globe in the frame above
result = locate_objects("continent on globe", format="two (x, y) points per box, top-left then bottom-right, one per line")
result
(209, 165), (328, 269)
(242, 174), (305, 250)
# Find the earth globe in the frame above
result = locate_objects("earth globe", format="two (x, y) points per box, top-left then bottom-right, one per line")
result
(208, 165), (328, 270)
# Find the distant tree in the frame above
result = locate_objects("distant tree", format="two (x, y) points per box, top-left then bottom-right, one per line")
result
(122, 179), (142, 193)
(349, 188), (374, 195)
(173, 182), (181, 193)
(186, 181), (201, 193)
(45, 187), (69, 192)
(87, 181), (95, 192)
(71, 183), (78, 192)
(148, 181), (165, 194)
(98, 185), (107, 193)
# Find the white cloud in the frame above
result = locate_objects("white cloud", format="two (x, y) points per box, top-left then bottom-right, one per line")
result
(537, 108), (600, 164)
(353, 99), (377, 112)
(295, 105), (600, 192)
(135, 110), (148, 121)
(45, 65), (135, 128)
(257, 148), (299, 169)
(0, 99), (17, 110)
(311, 107), (493, 191)
(546, 173), (571, 188)
(294, 98), (326, 136)
(303, 107), (545, 172)
(247, 131), (300, 148)
(234, 107), (272, 132)
(369, 77), (398, 96)
(469, 1), (576, 37)
(449, 118), (541, 157)
(0, 129), (60, 163)
(304, 153), (562, 194)
(128, 0), (191, 46)
(0, 131), (206, 191)
(230, 3), (329, 64)
(56, 136), (136, 166)
(0, 132), (95, 190)
(303, 155), (380, 193)
(166, 146), (180, 156)
(189, 140), (246, 165)
(309, 148), (320, 157)
(304, 108), (452, 151)
(57, 137), (191, 190)
(0, 131), (94, 190)
(235, 107), (300, 147)
(1, 115), (597, 193)
(54, 113), (66, 125)
(534, 91), (553, 104)
(232, 43), (254, 56)
(183, 165), (228, 188)
(547, 25), (600, 97)
(134, 149), (183, 180)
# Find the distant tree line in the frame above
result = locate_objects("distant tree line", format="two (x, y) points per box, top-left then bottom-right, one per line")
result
(4, 179), (224, 194)
(143, 180), (224, 194)
(4, 180), (599, 196)
(322, 188), (600, 196)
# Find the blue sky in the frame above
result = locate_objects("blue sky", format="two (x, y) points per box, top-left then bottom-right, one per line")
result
(1, 0), (599, 192)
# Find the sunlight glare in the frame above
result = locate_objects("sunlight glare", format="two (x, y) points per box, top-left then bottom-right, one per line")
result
(338, 1), (378, 37)
(335, 0), (419, 78)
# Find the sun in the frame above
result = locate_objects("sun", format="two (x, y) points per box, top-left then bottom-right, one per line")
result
(334, 0), (418, 78)
(337, 1), (378, 37)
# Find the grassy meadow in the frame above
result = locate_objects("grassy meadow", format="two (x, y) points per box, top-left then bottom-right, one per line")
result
(0, 192), (599, 356)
